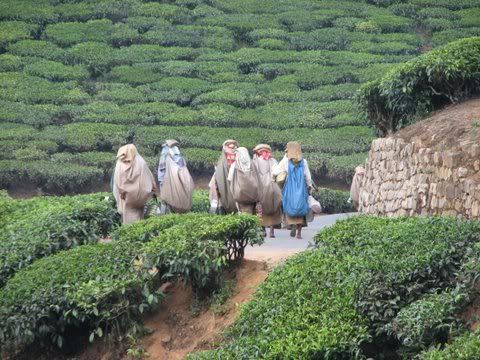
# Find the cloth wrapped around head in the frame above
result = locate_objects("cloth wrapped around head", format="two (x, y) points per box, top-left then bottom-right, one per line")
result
(253, 143), (272, 160)
(117, 144), (138, 165)
(163, 139), (179, 148)
(286, 141), (302, 163)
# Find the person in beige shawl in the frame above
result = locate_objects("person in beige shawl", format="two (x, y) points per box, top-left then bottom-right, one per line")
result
(228, 147), (258, 214)
(209, 139), (238, 214)
(350, 165), (365, 210)
(113, 144), (157, 224)
(252, 144), (282, 237)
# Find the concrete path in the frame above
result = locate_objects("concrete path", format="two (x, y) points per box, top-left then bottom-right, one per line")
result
(244, 213), (356, 264)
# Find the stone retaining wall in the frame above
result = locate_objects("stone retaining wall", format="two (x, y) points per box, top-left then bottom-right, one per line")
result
(358, 137), (480, 218)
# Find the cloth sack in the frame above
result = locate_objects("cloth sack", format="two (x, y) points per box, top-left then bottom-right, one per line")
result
(252, 157), (282, 215)
(282, 160), (309, 217)
(230, 167), (258, 204)
(308, 195), (322, 214)
(160, 156), (194, 213)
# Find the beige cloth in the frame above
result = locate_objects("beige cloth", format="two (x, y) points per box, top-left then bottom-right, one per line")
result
(286, 141), (302, 163)
(228, 148), (258, 205)
(252, 154), (282, 216)
(214, 153), (237, 214)
(351, 166), (365, 209)
(160, 156), (194, 213)
(113, 144), (156, 224)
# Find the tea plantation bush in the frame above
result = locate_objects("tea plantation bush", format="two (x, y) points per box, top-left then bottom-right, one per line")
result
(1, 0), (479, 188)
(190, 216), (480, 359)
(0, 212), (262, 353)
(0, 193), (119, 287)
(313, 187), (355, 214)
(358, 37), (480, 135)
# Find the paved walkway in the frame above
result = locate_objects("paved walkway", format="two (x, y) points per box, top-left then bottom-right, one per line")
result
(244, 213), (356, 264)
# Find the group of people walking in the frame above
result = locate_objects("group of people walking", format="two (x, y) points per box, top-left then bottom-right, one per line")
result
(112, 139), (320, 239)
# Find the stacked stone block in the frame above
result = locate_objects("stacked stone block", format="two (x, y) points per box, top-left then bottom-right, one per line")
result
(359, 138), (480, 218)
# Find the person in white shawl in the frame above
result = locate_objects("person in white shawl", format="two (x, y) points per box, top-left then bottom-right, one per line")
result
(113, 144), (157, 224)
(228, 147), (258, 214)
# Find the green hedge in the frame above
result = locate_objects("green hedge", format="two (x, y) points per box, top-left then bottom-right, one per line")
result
(419, 330), (480, 359)
(0, 212), (262, 353)
(389, 288), (467, 356)
(313, 187), (355, 214)
(0, 193), (119, 287)
(358, 37), (480, 135)
(190, 216), (480, 359)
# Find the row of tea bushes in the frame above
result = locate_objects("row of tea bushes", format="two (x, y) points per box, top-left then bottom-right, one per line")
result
(358, 37), (480, 136)
(0, 193), (118, 287)
(190, 216), (480, 358)
(0, 213), (262, 355)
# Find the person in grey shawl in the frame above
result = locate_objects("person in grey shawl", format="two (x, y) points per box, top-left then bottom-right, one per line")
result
(209, 139), (238, 214)
(157, 139), (194, 214)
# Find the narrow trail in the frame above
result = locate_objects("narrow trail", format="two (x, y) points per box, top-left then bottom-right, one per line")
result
(244, 213), (356, 264)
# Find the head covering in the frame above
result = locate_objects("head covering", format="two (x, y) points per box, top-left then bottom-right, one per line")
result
(113, 144), (156, 222)
(253, 144), (272, 153)
(355, 166), (365, 176)
(158, 143), (185, 185)
(164, 139), (179, 148)
(236, 147), (251, 172)
(286, 141), (302, 163)
(223, 139), (238, 149)
(117, 144), (138, 165)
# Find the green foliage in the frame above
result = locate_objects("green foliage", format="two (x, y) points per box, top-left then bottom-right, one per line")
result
(192, 216), (480, 359)
(192, 190), (210, 213)
(0, 160), (104, 193)
(0, 0), (479, 187)
(388, 288), (467, 355)
(0, 21), (37, 48)
(44, 19), (114, 47)
(313, 187), (354, 214)
(419, 330), (480, 360)
(24, 59), (90, 82)
(0, 193), (119, 286)
(0, 241), (158, 352)
(358, 37), (480, 135)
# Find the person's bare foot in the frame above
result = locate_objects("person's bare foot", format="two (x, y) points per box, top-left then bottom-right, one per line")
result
(296, 235), (303, 239)
(269, 233), (275, 238)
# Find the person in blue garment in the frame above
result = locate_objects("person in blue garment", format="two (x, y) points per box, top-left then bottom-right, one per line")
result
(272, 142), (312, 239)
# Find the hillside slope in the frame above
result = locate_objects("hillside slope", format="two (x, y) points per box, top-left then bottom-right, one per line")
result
(1, 0), (480, 192)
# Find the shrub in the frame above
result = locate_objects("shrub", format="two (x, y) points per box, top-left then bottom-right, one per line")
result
(0, 72), (90, 105)
(0, 160), (104, 193)
(358, 37), (480, 135)
(313, 187), (355, 214)
(389, 289), (467, 356)
(192, 216), (480, 359)
(192, 190), (210, 212)
(7, 40), (66, 62)
(0, 21), (37, 48)
(419, 330), (480, 359)
(68, 42), (116, 75)
(44, 19), (114, 47)
(0, 193), (119, 287)
(0, 241), (157, 352)
(24, 59), (90, 82)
